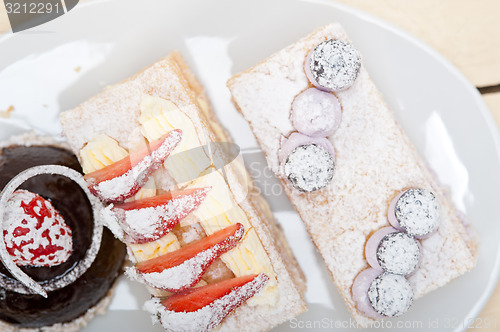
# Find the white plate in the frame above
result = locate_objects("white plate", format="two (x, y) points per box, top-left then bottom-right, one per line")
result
(1, 0), (500, 331)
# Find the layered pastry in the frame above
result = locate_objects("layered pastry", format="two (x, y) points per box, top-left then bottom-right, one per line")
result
(227, 23), (478, 326)
(0, 133), (126, 331)
(59, 52), (307, 331)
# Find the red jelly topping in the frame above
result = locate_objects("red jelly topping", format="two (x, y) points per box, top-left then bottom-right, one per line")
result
(3, 190), (73, 267)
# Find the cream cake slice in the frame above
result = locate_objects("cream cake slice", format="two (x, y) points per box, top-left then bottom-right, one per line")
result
(227, 23), (478, 326)
(60, 51), (306, 331)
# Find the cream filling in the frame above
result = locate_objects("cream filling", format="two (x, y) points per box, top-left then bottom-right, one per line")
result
(79, 134), (180, 262)
(139, 95), (212, 184)
(139, 94), (278, 306)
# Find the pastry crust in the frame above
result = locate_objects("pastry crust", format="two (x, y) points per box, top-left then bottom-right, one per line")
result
(60, 53), (307, 331)
(227, 23), (478, 326)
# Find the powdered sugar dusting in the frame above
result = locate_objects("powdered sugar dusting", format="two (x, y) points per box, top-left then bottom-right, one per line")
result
(114, 187), (210, 243)
(3, 190), (72, 267)
(284, 144), (334, 192)
(144, 273), (269, 332)
(367, 273), (413, 317)
(291, 88), (342, 137)
(394, 188), (441, 237)
(278, 132), (335, 166)
(128, 224), (244, 292)
(100, 204), (125, 241)
(377, 232), (420, 276)
(128, 248), (215, 292)
(307, 39), (361, 92)
(89, 130), (182, 203)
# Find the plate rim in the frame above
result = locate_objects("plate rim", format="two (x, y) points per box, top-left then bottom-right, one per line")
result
(1, 0), (500, 330)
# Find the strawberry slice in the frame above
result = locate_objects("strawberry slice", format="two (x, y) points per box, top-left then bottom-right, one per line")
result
(146, 273), (269, 331)
(130, 223), (244, 292)
(84, 130), (182, 203)
(3, 190), (73, 267)
(111, 187), (211, 244)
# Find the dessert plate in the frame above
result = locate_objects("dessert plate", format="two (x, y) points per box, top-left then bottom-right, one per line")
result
(1, 0), (499, 331)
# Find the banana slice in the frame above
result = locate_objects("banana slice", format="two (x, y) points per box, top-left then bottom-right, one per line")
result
(140, 94), (212, 183)
(80, 134), (129, 174)
(79, 134), (181, 262)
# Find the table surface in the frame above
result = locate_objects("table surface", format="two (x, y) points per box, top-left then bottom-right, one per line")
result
(1, 0), (500, 330)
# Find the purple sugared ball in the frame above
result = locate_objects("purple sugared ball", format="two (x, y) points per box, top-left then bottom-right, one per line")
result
(389, 188), (441, 238)
(278, 132), (335, 166)
(352, 268), (384, 319)
(377, 232), (421, 276)
(291, 88), (342, 137)
(364, 226), (398, 271)
(284, 143), (335, 192)
(368, 273), (413, 317)
(305, 39), (361, 92)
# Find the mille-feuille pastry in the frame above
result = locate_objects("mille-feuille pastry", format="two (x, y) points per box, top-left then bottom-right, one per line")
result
(59, 51), (307, 331)
(227, 23), (478, 326)
(0, 133), (126, 331)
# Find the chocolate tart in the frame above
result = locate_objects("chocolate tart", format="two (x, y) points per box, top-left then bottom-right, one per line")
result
(0, 134), (126, 330)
